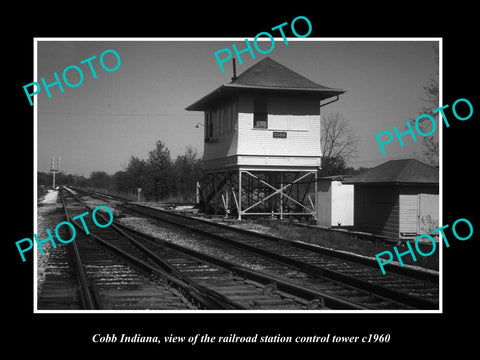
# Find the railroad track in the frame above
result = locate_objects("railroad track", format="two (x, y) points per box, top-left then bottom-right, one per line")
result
(58, 188), (244, 310)
(69, 187), (439, 310)
(61, 187), (380, 310)
(37, 235), (82, 310)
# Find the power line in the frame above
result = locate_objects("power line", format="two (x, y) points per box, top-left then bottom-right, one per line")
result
(38, 111), (200, 117)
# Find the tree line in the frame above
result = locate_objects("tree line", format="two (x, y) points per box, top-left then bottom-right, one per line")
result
(38, 141), (202, 202)
(38, 114), (370, 202)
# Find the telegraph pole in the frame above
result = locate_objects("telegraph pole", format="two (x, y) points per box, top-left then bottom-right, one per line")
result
(50, 156), (60, 189)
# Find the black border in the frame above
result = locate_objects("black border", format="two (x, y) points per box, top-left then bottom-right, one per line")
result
(6, 6), (478, 354)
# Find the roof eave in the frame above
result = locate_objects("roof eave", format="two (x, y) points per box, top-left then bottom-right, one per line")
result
(185, 85), (227, 111)
(224, 83), (346, 93)
(185, 84), (346, 111)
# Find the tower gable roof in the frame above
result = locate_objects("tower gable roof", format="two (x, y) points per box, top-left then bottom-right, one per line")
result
(186, 57), (345, 111)
(230, 57), (333, 90)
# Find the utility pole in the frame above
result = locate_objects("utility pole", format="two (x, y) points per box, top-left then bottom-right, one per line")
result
(50, 156), (60, 189)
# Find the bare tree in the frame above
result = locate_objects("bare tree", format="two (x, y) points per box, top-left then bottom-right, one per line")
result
(320, 112), (360, 175)
(410, 43), (439, 166)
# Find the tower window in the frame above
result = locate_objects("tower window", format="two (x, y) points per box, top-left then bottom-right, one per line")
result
(253, 97), (268, 128)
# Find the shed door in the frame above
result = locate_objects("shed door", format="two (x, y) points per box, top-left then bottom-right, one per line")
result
(399, 194), (418, 237)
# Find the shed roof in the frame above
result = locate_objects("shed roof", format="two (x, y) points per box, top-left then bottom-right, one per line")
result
(186, 57), (345, 111)
(344, 159), (439, 185)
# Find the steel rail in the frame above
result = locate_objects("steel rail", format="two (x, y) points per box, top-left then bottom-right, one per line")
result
(114, 202), (438, 310)
(113, 221), (370, 310)
(164, 204), (438, 282)
(66, 188), (388, 310)
(63, 187), (246, 310)
(70, 187), (439, 310)
(74, 187), (437, 282)
(59, 187), (97, 309)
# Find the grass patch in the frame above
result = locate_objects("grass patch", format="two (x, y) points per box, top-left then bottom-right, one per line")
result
(249, 218), (439, 272)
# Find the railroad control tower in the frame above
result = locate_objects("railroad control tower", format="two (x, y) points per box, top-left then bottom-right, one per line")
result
(186, 57), (345, 220)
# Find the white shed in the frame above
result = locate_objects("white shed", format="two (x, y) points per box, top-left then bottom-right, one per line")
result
(316, 175), (354, 228)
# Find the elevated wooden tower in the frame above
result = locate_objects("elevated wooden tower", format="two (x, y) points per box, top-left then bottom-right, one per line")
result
(186, 57), (345, 219)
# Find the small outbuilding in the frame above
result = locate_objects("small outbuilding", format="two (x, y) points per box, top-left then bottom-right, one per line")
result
(316, 175), (354, 228)
(344, 159), (439, 240)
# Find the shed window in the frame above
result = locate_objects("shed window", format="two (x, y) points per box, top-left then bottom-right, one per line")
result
(254, 97), (268, 128)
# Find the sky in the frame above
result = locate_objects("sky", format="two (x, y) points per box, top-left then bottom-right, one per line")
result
(35, 39), (439, 176)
